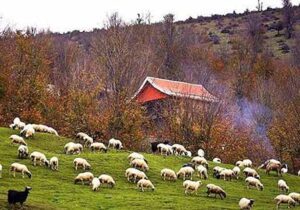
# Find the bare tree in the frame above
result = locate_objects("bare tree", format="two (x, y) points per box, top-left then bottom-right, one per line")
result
(282, 0), (294, 39)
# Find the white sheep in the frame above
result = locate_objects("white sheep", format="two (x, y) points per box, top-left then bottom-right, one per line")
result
(177, 166), (194, 180)
(10, 163), (32, 178)
(66, 143), (83, 155)
(49, 157), (58, 171)
(191, 156), (208, 168)
(157, 143), (173, 156)
(233, 166), (241, 179)
(137, 179), (154, 192)
(245, 177), (264, 191)
(108, 138), (123, 149)
(10, 117), (26, 130)
(64, 142), (75, 153)
(281, 164), (288, 175)
(20, 124), (35, 138)
(239, 198), (255, 210)
(0, 164), (2, 178)
(90, 142), (107, 153)
(236, 159), (253, 168)
(46, 127), (59, 136)
(73, 158), (91, 170)
(196, 165), (208, 179)
(243, 167), (260, 179)
(278, 179), (289, 193)
(128, 152), (145, 162)
(161, 168), (177, 181)
(76, 132), (93, 147)
(130, 158), (149, 172)
(274, 195), (296, 209)
(99, 174), (115, 188)
(74, 172), (94, 185)
(125, 168), (147, 183)
(172, 144), (187, 156)
(206, 184), (227, 199)
(197, 149), (205, 157)
(17, 145), (29, 159)
(213, 157), (222, 163)
(10, 135), (27, 146)
(183, 180), (202, 195)
(30, 151), (49, 167)
(220, 169), (235, 181)
(91, 177), (101, 191)
(288, 192), (300, 203)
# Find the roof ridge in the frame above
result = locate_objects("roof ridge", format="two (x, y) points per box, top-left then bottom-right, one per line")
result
(146, 76), (205, 88)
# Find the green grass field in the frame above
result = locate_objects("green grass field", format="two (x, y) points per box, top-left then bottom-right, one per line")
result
(0, 127), (299, 210)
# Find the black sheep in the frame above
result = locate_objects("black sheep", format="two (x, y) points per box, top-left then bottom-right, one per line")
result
(8, 186), (32, 206)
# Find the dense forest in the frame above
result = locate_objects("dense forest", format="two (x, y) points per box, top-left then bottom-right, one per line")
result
(0, 2), (300, 172)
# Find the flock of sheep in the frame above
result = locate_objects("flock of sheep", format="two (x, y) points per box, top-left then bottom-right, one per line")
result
(1, 117), (300, 209)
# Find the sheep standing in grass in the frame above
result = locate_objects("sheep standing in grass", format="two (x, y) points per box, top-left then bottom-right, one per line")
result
(177, 166), (194, 180)
(281, 164), (288, 175)
(213, 158), (222, 164)
(30, 152), (49, 167)
(278, 179), (289, 193)
(274, 195), (296, 209)
(157, 143), (173, 156)
(10, 135), (27, 146)
(90, 142), (107, 153)
(20, 124), (35, 138)
(239, 198), (255, 210)
(49, 157), (59, 171)
(191, 156), (208, 168)
(233, 166), (241, 179)
(206, 184), (226, 199)
(243, 167), (260, 179)
(236, 159), (253, 168)
(213, 166), (226, 179)
(128, 152), (146, 162)
(172, 144), (187, 156)
(74, 172), (94, 185)
(220, 169), (235, 181)
(108, 138), (123, 149)
(125, 168), (147, 183)
(130, 159), (149, 172)
(183, 180), (202, 195)
(91, 177), (100, 191)
(288, 193), (300, 203)
(76, 132), (93, 147)
(18, 145), (29, 159)
(99, 174), (115, 188)
(137, 179), (154, 192)
(7, 186), (32, 206)
(10, 163), (32, 178)
(73, 158), (91, 170)
(45, 127), (59, 136)
(66, 143), (83, 155)
(196, 165), (208, 179)
(9, 117), (26, 130)
(161, 168), (177, 181)
(245, 177), (264, 191)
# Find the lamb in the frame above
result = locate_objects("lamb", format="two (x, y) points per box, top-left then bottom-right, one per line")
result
(191, 156), (209, 168)
(161, 168), (177, 181)
(0, 164), (2, 178)
(172, 144), (187, 156)
(130, 158), (149, 172)
(30, 151), (49, 167)
(49, 157), (58, 171)
(245, 177), (264, 191)
(183, 180), (202, 195)
(73, 158), (91, 170)
(243, 167), (260, 179)
(125, 168), (147, 183)
(137, 179), (155, 192)
(20, 124), (35, 138)
(220, 169), (235, 181)
(278, 179), (289, 193)
(91, 177), (100, 191)
(177, 166), (194, 180)
(99, 174), (115, 188)
(108, 138), (123, 149)
(281, 164), (288, 175)
(157, 143), (173, 156)
(274, 195), (296, 209)
(90, 142), (107, 153)
(10, 163), (32, 178)
(197, 149), (205, 157)
(128, 152), (146, 162)
(236, 159), (253, 168)
(7, 186), (32, 206)
(239, 198), (255, 210)
(10, 135), (27, 146)
(18, 145), (29, 159)
(196, 165), (208, 179)
(213, 157), (222, 163)
(206, 184), (226, 199)
(288, 192), (300, 203)
(74, 172), (94, 185)
(233, 166), (241, 179)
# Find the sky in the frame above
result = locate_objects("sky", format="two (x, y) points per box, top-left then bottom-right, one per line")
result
(0, 0), (300, 33)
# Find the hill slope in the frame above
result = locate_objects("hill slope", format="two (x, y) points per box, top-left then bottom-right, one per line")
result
(0, 127), (299, 210)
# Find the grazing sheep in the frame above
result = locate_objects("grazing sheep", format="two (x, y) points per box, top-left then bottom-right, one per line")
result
(90, 142), (107, 153)
(30, 151), (49, 167)
(258, 159), (281, 169)
(10, 163), (32, 178)
(18, 145), (29, 159)
(108, 138), (123, 149)
(91, 177), (100, 191)
(288, 192), (300, 203)
(128, 152), (145, 162)
(197, 149), (205, 157)
(172, 144), (187, 156)
(236, 159), (253, 168)
(233, 166), (241, 179)
(281, 164), (288, 175)
(213, 166), (226, 179)
(183, 180), (202, 195)
(220, 169), (235, 181)
(125, 168), (147, 183)
(206, 184), (226, 199)
(10, 135), (27, 146)
(150, 141), (168, 153)
(7, 186), (31, 206)
(76, 132), (93, 147)
(278, 179), (289, 193)
(99, 174), (115, 188)
(243, 167), (260, 179)
(239, 198), (255, 210)
(66, 143), (83, 155)
(20, 124), (35, 138)
(137, 179), (155, 192)
(177, 166), (194, 180)
(45, 127), (59, 136)
(245, 177), (264, 191)
(49, 157), (58, 171)
(130, 158), (149, 172)
(196, 165), (208, 180)
(73, 158), (91, 171)
(213, 157), (222, 164)
(161, 168), (177, 181)
(0, 164), (2, 178)
(191, 156), (209, 168)
(274, 195), (296, 209)
(266, 162), (282, 176)
(9, 117), (26, 130)
(74, 172), (94, 185)
(157, 143), (173, 156)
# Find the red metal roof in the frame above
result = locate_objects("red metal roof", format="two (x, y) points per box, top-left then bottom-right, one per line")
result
(133, 77), (218, 104)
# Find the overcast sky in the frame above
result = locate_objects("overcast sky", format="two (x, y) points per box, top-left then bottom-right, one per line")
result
(0, 0), (300, 33)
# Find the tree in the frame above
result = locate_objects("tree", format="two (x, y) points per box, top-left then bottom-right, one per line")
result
(282, 0), (294, 39)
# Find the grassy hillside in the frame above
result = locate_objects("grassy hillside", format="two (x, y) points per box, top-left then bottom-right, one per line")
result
(0, 127), (299, 210)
